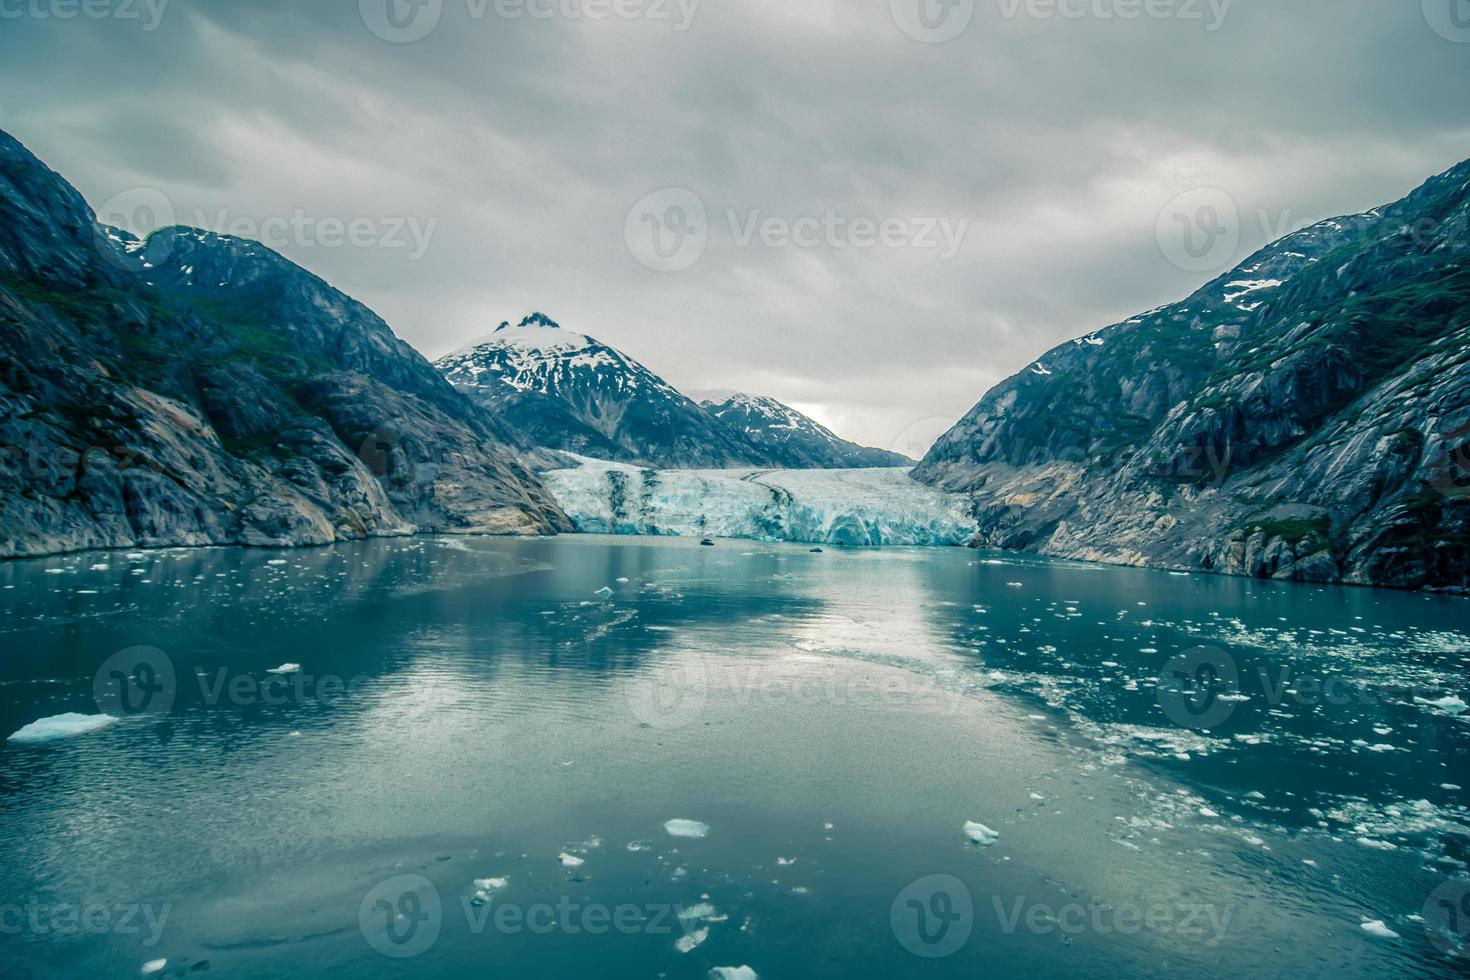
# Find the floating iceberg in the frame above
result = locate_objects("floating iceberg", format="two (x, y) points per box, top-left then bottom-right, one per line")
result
(963, 820), (1001, 846)
(710, 969), (758, 980)
(266, 663), (301, 675)
(664, 818), (711, 839)
(543, 456), (975, 547)
(8, 713), (119, 743)
(1360, 919), (1399, 939)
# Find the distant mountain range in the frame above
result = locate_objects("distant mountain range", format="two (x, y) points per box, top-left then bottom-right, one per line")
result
(916, 157), (1470, 590)
(0, 129), (569, 557)
(436, 314), (911, 469)
(700, 392), (911, 468)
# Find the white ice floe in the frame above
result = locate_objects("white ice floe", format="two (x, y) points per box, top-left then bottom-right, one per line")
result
(710, 969), (758, 980)
(8, 713), (119, 743)
(595, 586), (614, 598)
(664, 819), (711, 839)
(266, 663), (301, 675)
(1360, 919), (1399, 939)
(676, 926), (709, 953)
(470, 877), (509, 906)
(558, 852), (585, 868)
(141, 959), (167, 975)
(963, 820), (1001, 846)
(1356, 837), (1398, 851)
(1415, 695), (1467, 715)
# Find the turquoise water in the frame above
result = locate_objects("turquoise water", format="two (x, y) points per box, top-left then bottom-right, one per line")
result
(0, 535), (1466, 978)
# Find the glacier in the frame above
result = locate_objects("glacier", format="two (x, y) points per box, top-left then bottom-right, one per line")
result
(542, 456), (976, 546)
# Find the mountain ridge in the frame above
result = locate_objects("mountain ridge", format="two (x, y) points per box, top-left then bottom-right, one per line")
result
(437, 313), (908, 470)
(0, 129), (570, 558)
(914, 157), (1470, 590)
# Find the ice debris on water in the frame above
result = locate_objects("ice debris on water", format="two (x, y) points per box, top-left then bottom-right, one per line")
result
(963, 820), (1001, 846)
(676, 927), (709, 953)
(266, 663), (301, 675)
(595, 586), (614, 598)
(141, 959), (166, 975)
(1360, 919), (1399, 939)
(558, 852), (585, 868)
(665, 819), (710, 838)
(8, 713), (119, 743)
(709, 969), (758, 980)
(1415, 695), (1466, 715)
(470, 877), (508, 906)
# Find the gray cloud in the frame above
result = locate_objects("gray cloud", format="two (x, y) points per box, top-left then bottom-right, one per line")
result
(1, 0), (1466, 452)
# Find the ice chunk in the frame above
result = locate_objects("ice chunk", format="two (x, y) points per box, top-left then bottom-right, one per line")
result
(679, 902), (718, 921)
(558, 852), (585, 868)
(664, 819), (710, 839)
(1415, 695), (1466, 715)
(1360, 919), (1399, 939)
(710, 969), (758, 980)
(963, 820), (1000, 846)
(470, 876), (509, 906)
(9, 713), (119, 743)
(675, 926), (709, 953)
(595, 586), (614, 598)
(141, 960), (167, 976)
(266, 663), (301, 675)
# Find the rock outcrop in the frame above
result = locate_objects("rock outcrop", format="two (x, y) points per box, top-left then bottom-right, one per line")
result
(915, 159), (1470, 590)
(0, 129), (569, 558)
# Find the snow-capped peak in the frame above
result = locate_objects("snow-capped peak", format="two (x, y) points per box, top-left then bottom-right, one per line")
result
(477, 312), (591, 353)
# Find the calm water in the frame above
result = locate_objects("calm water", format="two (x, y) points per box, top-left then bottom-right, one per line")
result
(0, 535), (1466, 978)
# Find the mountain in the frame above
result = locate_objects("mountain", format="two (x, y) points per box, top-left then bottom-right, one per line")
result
(437, 314), (908, 470)
(435, 314), (755, 467)
(0, 129), (569, 558)
(914, 158), (1470, 590)
(701, 392), (913, 468)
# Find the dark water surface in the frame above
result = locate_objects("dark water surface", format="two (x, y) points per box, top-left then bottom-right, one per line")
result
(0, 535), (1466, 978)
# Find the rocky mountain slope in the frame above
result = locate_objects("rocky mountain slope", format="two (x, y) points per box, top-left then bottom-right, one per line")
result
(437, 314), (763, 467)
(0, 129), (569, 558)
(702, 392), (913, 468)
(915, 158), (1470, 590)
(437, 315), (905, 470)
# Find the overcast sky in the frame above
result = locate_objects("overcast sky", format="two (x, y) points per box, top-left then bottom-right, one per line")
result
(2, 0), (1468, 455)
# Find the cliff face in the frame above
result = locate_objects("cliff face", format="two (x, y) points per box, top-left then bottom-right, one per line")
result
(0, 130), (569, 558)
(915, 160), (1470, 590)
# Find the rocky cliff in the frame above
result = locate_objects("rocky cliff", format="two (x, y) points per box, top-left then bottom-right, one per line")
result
(915, 159), (1470, 590)
(0, 130), (569, 558)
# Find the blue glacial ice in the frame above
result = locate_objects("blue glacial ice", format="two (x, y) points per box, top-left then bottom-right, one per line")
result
(543, 456), (976, 547)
